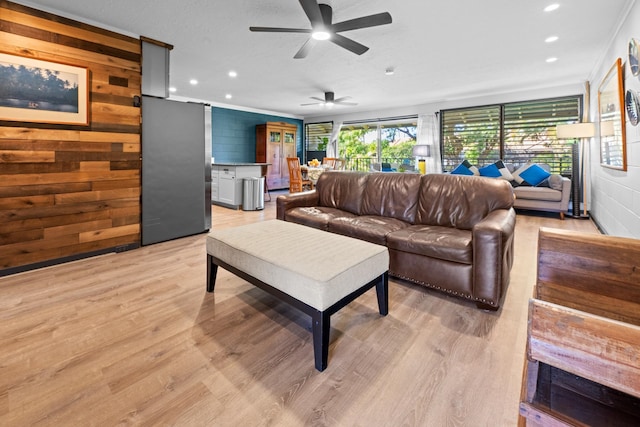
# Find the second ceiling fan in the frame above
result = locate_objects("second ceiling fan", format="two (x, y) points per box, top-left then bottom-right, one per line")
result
(250, 0), (392, 59)
(301, 91), (357, 107)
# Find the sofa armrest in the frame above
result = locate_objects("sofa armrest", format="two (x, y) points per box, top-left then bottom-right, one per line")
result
(472, 208), (517, 307)
(559, 176), (571, 207)
(276, 191), (319, 220)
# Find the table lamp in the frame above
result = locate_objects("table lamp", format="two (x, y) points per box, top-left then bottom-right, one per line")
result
(412, 144), (431, 174)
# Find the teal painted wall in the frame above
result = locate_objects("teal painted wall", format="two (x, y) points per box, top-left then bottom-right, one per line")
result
(211, 107), (303, 162)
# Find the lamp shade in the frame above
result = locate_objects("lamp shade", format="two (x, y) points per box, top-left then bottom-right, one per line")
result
(412, 144), (431, 157)
(556, 122), (596, 139)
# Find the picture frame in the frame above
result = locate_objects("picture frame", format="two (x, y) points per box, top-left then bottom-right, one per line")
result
(0, 53), (89, 125)
(598, 57), (627, 171)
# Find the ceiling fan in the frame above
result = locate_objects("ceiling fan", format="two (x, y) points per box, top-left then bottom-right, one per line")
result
(249, 0), (392, 59)
(301, 91), (357, 107)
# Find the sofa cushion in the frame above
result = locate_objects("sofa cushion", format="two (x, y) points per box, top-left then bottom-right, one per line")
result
(329, 215), (410, 245)
(360, 172), (421, 223)
(513, 163), (551, 186)
(315, 171), (368, 215)
(480, 160), (514, 181)
(415, 174), (515, 230)
(478, 163), (502, 178)
(450, 159), (479, 176)
(387, 225), (473, 264)
(548, 174), (564, 191)
(286, 206), (357, 230)
(513, 186), (563, 202)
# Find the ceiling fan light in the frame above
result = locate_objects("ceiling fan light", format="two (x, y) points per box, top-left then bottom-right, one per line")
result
(312, 30), (331, 41)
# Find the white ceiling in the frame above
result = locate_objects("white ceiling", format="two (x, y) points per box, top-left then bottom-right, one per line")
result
(18, 0), (632, 119)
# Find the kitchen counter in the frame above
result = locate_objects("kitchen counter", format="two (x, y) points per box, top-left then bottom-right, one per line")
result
(211, 163), (269, 209)
(213, 162), (270, 167)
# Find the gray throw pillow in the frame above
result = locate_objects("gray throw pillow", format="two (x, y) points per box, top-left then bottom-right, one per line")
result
(548, 174), (563, 191)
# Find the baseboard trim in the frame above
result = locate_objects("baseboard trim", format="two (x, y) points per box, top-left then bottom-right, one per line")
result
(0, 243), (140, 277)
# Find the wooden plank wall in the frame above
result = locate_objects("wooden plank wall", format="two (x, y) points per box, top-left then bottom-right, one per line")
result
(0, 0), (142, 274)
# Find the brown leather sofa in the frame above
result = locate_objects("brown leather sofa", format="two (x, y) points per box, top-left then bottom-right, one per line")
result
(276, 171), (516, 309)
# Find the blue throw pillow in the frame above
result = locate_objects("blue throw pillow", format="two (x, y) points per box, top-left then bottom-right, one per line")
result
(493, 160), (514, 181)
(511, 164), (528, 185)
(479, 164), (502, 178)
(519, 164), (551, 186)
(450, 159), (479, 176)
(451, 163), (474, 175)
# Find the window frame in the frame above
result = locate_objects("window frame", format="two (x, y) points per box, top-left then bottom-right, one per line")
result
(440, 95), (583, 176)
(338, 117), (418, 171)
(304, 121), (333, 163)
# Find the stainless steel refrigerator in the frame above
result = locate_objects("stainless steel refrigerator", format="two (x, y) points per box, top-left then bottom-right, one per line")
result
(141, 96), (212, 245)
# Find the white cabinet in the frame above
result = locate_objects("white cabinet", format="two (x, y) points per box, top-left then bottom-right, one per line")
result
(211, 168), (219, 201)
(218, 168), (235, 206)
(211, 164), (263, 209)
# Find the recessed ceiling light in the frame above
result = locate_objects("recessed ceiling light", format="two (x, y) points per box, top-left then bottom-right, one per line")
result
(189, 79), (198, 85)
(544, 4), (559, 12)
(228, 71), (237, 78)
(546, 57), (558, 63)
(225, 94), (232, 99)
(385, 67), (395, 75)
(169, 87), (177, 93)
(545, 36), (559, 43)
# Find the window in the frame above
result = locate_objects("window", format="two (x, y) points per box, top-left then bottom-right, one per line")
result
(441, 96), (582, 175)
(305, 122), (332, 162)
(338, 118), (417, 171)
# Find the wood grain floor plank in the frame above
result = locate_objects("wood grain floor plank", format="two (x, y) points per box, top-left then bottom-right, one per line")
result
(0, 199), (599, 426)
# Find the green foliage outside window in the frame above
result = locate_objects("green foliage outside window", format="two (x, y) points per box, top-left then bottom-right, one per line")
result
(441, 97), (581, 175)
(338, 125), (417, 171)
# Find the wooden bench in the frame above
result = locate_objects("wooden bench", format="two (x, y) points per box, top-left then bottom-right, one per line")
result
(518, 227), (640, 426)
(206, 220), (389, 371)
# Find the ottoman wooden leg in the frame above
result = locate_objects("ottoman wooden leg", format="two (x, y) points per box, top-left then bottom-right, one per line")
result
(376, 272), (389, 315)
(312, 310), (330, 372)
(207, 254), (218, 293)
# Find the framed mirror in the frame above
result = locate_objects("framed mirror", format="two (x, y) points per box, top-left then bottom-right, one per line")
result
(598, 57), (627, 171)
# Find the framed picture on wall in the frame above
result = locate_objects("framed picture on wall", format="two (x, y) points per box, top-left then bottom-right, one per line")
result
(0, 53), (89, 125)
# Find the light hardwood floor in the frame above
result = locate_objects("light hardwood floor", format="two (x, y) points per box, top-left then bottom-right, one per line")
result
(0, 199), (598, 426)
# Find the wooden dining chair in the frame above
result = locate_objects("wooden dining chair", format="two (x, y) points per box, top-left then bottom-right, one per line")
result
(286, 157), (313, 193)
(322, 157), (336, 168)
(333, 158), (346, 170)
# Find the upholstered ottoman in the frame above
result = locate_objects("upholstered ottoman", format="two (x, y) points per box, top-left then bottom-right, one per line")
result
(206, 219), (389, 371)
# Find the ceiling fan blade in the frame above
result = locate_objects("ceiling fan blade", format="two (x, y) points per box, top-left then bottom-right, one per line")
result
(332, 12), (392, 33)
(330, 33), (369, 55)
(310, 96), (325, 102)
(250, 26), (311, 33)
(318, 3), (333, 26)
(336, 101), (358, 106)
(333, 96), (352, 103)
(294, 38), (317, 59)
(299, 0), (324, 28)
(301, 101), (323, 106)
